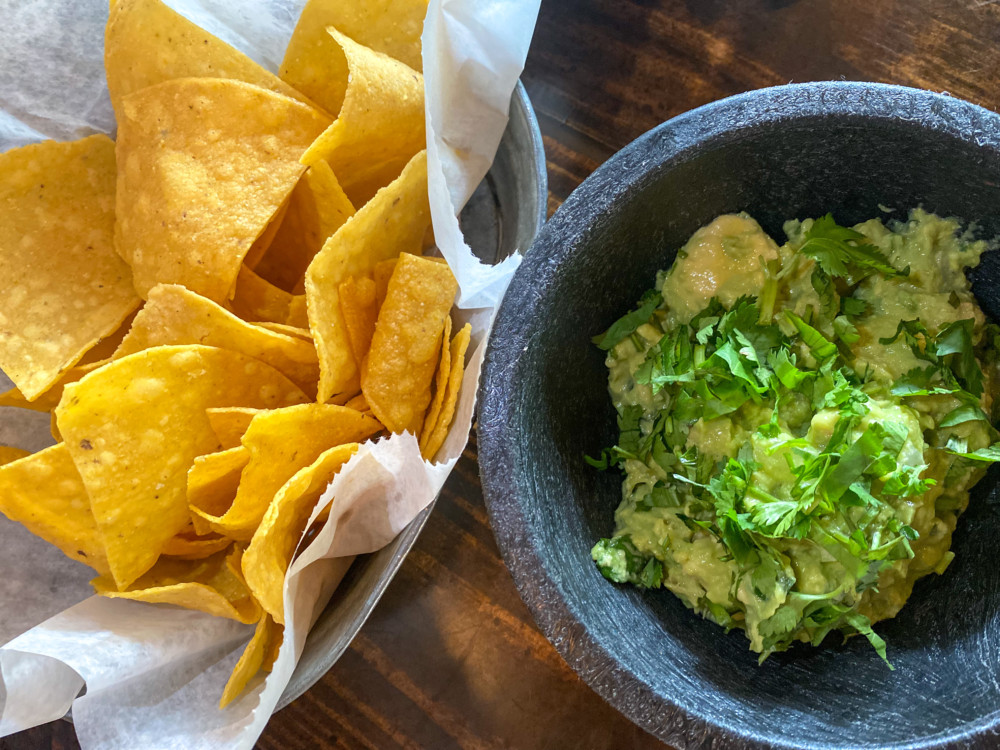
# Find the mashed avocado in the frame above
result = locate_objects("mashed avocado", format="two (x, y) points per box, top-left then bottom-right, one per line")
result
(590, 210), (1000, 663)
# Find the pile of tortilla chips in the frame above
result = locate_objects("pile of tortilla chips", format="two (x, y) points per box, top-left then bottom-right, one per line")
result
(0, 0), (471, 707)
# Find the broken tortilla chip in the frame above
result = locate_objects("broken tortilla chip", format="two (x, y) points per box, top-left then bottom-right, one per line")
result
(114, 77), (329, 302)
(230, 266), (297, 324)
(243, 442), (359, 623)
(305, 150), (430, 402)
(0, 135), (140, 400)
(114, 284), (320, 397)
(0, 443), (110, 575)
(55, 345), (309, 589)
(362, 253), (457, 434)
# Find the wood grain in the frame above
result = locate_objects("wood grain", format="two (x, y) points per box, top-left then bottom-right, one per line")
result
(6, 1), (1000, 748)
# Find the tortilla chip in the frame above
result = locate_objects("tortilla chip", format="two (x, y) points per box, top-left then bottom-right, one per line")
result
(92, 547), (259, 623)
(220, 614), (275, 708)
(55, 345), (309, 589)
(291, 29), (425, 205)
(0, 135), (140, 400)
(253, 162), (355, 293)
(196, 404), (381, 540)
(105, 0), (313, 115)
(256, 323), (312, 341)
(187, 446), (251, 534)
(419, 314), (451, 450)
(230, 266), (297, 324)
(161, 527), (232, 560)
(305, 151), (430, 402)
(0, 446), (30, 466)
(0, 443), (110, 575)
(0, 360), (107, 413)
(206, 408), (263, 451)
(285, 0), (426, 75)
(243, 442), (358, 623)
(338, 277), (378, 368)
(262, 624), (283, 672)
(422, 323), (472, 462)
(242, 198), (290, 271)
(286, 294), (309, 329)
(343, 393), (370, 413)
(373, 258), (397, 311)
(362, 254), (457, 433)
(114, 284), (320, 397)
(114, 77), (329, 302)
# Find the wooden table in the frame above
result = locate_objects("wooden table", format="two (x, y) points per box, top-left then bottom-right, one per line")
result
(5, 1), (1000, 748)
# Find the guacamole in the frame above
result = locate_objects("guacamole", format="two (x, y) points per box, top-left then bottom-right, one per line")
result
(590, 210), (1000, 663)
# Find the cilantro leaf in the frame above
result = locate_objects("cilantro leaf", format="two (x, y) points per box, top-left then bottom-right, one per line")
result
(786, 311), (838, 361)
(945, 443), (1000, 462)
(593, 289), (661, 350)
(799, 214), (907, 284)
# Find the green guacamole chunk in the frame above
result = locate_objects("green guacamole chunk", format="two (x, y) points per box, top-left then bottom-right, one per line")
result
(589, 210), (1000, 665)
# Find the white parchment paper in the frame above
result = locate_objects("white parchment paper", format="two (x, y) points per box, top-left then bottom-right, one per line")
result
(0, 0), (541, 746)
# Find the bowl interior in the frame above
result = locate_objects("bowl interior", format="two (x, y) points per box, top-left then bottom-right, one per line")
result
(480, 83), (1000, 750)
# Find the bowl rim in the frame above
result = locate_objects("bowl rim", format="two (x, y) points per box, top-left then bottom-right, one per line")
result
(477, 81), (1000, 750)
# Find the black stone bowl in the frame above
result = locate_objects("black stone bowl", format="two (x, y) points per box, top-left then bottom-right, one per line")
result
(477, 82), (1000, 750)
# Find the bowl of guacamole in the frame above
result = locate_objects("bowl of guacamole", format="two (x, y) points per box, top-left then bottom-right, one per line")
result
(478, 82), (1000, 749)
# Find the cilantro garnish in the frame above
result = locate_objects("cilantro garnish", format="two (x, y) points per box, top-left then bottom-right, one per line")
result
(799, 214), (908, 285)
(592, 288), (661, 351)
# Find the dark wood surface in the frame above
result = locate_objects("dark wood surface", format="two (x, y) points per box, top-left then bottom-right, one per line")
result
(6, 1), (1000, 748)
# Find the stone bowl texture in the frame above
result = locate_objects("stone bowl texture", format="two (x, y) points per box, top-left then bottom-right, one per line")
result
(478, 81), (1000, 750)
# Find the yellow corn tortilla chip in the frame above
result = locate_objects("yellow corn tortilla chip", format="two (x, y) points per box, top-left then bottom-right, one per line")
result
(338, 277), (378, 368)
(0, 360), (106, 413)
(422, 323), (472, 462)
(305, 151), (430, 401)
(187, 446), (251, 535)
(195, 404), (381, 540)
(262, 624), (283, 672)
(206, 408), (263, 451)
(55, 345), (310, 589)
(0, 135), (140, 400)
(0, 443), (110, 575)
(242, 198), (290, 271)
(243, 442), (358, 623)
(373, 258), (397, 311)
(343, 393), (370, 413)
(114, 78), (329, 302)
(220, 614), (275, 708)
(253, 162), (355, 293)
(230, 266), (297, 324)
(92, 547), (259, 623)
(283, 0), (426, 76)
(0, 446), (30, 466)
(286, 294), (309, 329)
(256, 323), (312, 341)
(161, 528), (232, 560)
(292, 29), (425, 205)
(362, 254), (457, 433)
(114, 284), (320, 397)
(419, 314), (451, 451)
(105, 0), (313, 115)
